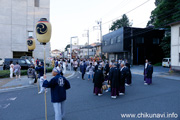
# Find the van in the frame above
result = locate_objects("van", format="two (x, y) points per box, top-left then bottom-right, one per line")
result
(162, 58), (171, 67)
(0, 58), (4, 66)
(3, 58), (34, 70)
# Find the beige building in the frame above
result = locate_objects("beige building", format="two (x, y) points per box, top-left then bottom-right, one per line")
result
(0, 0), (50, 59)
(170, 21), (180, 71)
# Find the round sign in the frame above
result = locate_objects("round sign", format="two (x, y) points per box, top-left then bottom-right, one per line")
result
(36, 23), (48, 34)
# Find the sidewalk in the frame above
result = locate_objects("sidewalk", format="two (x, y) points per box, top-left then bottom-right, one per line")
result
(0, 70), (75, 92)
(131, 65), (180, 81)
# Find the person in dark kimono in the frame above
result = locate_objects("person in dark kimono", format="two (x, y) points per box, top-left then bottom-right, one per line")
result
(145, 62), (153, 85)
(144, 59), (149, 83)
(93, 65), (104, 96)
(109, 63), (121, 99)
(80, 61), (86, 80)
(104, 61), (110, 74)
(119, 62), (127, 95)
(125, 60), (132, 86)
(95, 61), (100, 71)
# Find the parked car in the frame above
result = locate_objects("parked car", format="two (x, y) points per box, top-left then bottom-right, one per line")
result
(3, 58), (34, 70)
(0, 58), (4, 66)
(20, 56), (32, 60)
(162, 58), (171, 67)
(38, 59), (50, 67)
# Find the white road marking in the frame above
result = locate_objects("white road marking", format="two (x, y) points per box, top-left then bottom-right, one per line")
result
(3, 103), (10, 109)
(7, 97), (17, 101)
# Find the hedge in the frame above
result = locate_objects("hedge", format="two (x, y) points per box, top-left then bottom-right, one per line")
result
(0, 67), (53, 78)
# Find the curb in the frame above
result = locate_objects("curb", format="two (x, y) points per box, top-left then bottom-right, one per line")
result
(0, 71), (75, 93)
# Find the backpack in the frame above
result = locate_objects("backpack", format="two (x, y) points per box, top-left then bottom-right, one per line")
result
(28, 68), (35, 78)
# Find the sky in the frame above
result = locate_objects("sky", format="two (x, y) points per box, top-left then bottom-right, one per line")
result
(50, 0), (156, 51)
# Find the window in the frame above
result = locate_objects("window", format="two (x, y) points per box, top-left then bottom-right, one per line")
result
(136, 37), (144, 44)
(28, 31), (33, 37)
(34, 0), (40, 7)
(26, 59), (31, 64)
(18, 60), (26, 64)
(153, 38), (160, 44)
(117, 36), (121, 43)
(179, 53), (180, 62)
(104, 41), (107, 46)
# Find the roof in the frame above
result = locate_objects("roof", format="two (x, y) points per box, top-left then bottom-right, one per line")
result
(168, 21), (180, 26)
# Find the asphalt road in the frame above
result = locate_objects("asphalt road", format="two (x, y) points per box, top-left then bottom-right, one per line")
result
(0, 71), (179, 120)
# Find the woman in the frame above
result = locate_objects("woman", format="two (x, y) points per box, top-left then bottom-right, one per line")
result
(86, 63), (95, 80)
(13, 62), (21, 80)
(145, 62), (153, 85)
(9, 61), (14, 78)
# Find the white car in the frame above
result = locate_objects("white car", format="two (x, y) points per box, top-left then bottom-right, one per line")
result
(0, 58), (4, 66)
(162, 58), (171, 67)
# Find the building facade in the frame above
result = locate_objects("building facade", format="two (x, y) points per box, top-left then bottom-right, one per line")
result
(0, 0), (50, 59)
(102, 27), (165, 65)
(170, 21), (180, 71)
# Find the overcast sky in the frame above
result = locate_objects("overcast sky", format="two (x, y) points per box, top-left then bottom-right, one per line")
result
(50, 0), (155, 51)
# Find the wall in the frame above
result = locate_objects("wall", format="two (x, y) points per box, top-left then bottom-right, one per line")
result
(171, 24), (180, 70)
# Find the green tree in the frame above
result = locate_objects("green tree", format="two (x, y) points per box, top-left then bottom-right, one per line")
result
(159, 33), (171, 57)
(110, 14), (132, 31)
(147, 0), (180, 57)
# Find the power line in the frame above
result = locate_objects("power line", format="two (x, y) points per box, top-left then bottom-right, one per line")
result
(102, 0), (150, 25)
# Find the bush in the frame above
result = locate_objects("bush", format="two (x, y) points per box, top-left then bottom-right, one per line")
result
(0, 67), (54, 78)
(153, 62), (162, 66)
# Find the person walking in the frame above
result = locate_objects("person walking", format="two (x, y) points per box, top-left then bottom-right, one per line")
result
(35, 62), (46, 94)
(125, 60), (132, 86)
(119, 62), (127, 95)
(27, 65), (36, 85)
(86, 63), (95, 80)
(93, 65), (104, 96)
(73, 59), (78, 71)
(43, 68), (70, 120)
(80, 60), (86, 80)
(9, 61), (14, 78)
(144, 62), (153, 85)
(144, 59), (148, 83)
(13, 62), (21, 80)
(109, 63), (121, 99)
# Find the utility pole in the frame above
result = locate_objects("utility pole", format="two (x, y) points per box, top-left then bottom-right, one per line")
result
(87, 30), (89, 59)
(97, 20), (102, 59)
(83, 30), (89, 58)
(131, 28), (133, 66)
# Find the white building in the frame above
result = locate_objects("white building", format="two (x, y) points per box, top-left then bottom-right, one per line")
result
(0, 0), (50, 59)
(170, 21), (180, 71)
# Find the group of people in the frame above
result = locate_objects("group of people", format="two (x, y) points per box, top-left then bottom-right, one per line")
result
(78, 58), (154, 99)
(78, 58), (132, 99)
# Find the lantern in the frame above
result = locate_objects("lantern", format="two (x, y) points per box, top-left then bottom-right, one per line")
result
(36, 18), (51, 44)
(27, 36), (36, 51)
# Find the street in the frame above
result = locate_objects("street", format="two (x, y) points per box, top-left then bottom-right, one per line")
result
(0, 69), (179, 120)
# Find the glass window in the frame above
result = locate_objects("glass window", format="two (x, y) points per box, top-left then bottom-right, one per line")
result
(110, 38), (113, 44)
(104, 41), (107, 46)
(136, 37), (144, 44)
(153, 38), (159, 44)
(34, 0), (40, 7)
(26, 59), (31, 64)
(18, 60), (26, 64)
(117, 36), (121, 43)
(179, 53), (180, 62)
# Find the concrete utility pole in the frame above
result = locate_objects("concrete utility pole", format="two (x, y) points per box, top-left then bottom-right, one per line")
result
(83, 30), (89, 58)
(131, 28), (133, 66)
(97, 20), (102, 59)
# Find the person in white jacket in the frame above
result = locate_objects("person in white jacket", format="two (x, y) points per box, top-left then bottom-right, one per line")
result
(86, 63), (95, 81)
